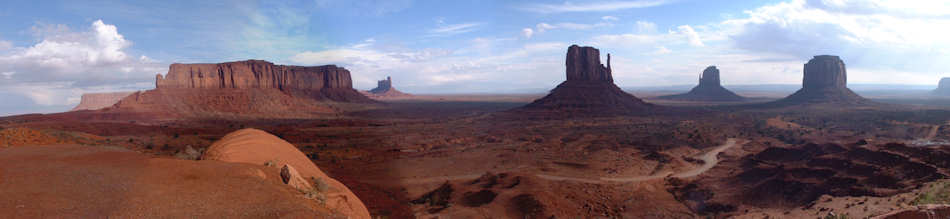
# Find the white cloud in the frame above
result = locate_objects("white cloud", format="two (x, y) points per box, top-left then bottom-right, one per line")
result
(526, 20), (615, 38)
(635, 21), (658, 33)
(653, 46), (672, 54)
(428, 22), (483, 37)
(0, 20), (162, 107)
(602, 16), (619, 21)
(723, 0), (950, 74)
(676, 25), (704, 47)
(521, 28), (534, 38)
(518, 0), (674, 13)
(0, 40), (11, 50)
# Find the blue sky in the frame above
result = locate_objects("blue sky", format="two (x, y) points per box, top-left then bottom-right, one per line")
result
(1, 0), (950, 115)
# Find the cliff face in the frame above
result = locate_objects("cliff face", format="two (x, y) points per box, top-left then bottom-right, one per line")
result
(657, 66), (744, 101)
(155, 60), (352, 90)
(698, 66), (721, 87)
(521, 45), (651, 115)
(70, 92), (135, 111)
(802, 55), (847, 90)
(565, 45), (613, 82)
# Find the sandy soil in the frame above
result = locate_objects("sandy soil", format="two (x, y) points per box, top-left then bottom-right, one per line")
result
(0, 144), (335, 218)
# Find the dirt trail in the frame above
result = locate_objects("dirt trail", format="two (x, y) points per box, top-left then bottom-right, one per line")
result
(925, 120), (950, 140)
(538, 138), (742, 183)
(375, 138), (744, 185)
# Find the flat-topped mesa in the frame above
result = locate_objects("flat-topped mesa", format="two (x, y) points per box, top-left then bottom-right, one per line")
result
(802, 55), (847, 90)
(155, 60), (352, 90)
(657, 66), (744, 101)
(772, 55), (868, 105)
(934, 77), (950, 95)
(520, 45), (651, 115)
(565, 45), (613, 82)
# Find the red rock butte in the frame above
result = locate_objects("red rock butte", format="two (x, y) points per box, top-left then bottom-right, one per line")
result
(773, 55), (868, 105)
(104, 60), (374, 119)
(658, 66), (744, 101)
(520, 45), (651, 115)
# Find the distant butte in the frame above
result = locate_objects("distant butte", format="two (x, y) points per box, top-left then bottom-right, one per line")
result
(363, 76), (410, 98)
(658, 66), (745, 102)
(771, 55), (869, 105)
(933, 77), (950, 95)
(519, 45), (652, 115)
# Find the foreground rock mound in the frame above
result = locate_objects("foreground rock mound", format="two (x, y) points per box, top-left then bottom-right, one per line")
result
(520, 45), (651, 115)
(772, 55), (868, 105)
(933, 77), (950, 96)
(0, 145), (339, 217)
(658, 66), (744, 101)
(71, 91), (135, 111)
(107, 60), (374, 119)
(363, 76), (410, 98)
(201, 128), (371, 219)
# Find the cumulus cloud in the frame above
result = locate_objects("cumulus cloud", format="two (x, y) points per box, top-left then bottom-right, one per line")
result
(676, 25), (704, 47)
(0, 20), (163, 107)
(724, 0), (950, 73)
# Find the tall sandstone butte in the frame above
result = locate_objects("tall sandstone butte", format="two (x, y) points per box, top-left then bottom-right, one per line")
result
(657, 66), (744, 101)
(70, 91), (135, 111)
(933, 77), (950, 95)
(774, 55), (867, 105)
(109, 60), (372, 119)
(521, 45), (651, 115)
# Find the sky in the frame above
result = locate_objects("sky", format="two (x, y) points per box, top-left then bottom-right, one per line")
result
(1, 0), (949, 115)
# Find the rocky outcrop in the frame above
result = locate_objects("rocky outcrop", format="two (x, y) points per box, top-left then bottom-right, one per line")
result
(70, 91), (135, 111)
(772, 55), (867, 105)
(933, 77), (950, 95)
(202, 128), (371, 219)
(657, 66), (744, 101)
(364, 76), (410, 98)
(520, 45), (651, 115)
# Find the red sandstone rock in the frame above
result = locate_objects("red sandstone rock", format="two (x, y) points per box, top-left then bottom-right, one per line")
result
(156, 60), (352, 90)
(70, 91), (135, 111)
(106, 60), (374, 119)
(280, 164), (314, 191)
(520, 45), (652, 115)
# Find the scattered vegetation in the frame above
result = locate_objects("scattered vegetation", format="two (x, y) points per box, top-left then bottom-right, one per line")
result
(913, 181), (950, 205)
